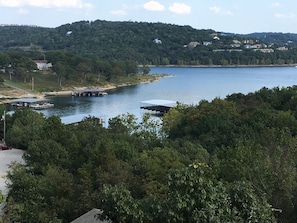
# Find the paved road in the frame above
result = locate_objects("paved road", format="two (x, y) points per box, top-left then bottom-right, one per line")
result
(0, 149), (25, 195)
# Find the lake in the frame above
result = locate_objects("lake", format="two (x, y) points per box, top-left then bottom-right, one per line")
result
(40, 66), (297, 124)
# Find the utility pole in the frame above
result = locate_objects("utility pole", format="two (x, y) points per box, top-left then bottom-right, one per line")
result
(32, 77), (34, 91)
(2, 110), (5, 141)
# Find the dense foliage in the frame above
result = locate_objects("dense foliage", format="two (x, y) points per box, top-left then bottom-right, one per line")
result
(0, 50), (152, 92)
(0, 20), (296, 65)
(1, 85), (297, 222)
(241, 32), (297, 47)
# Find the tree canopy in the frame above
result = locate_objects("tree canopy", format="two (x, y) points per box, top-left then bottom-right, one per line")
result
(0, 20), (296, 66)
(1, 85), (297, 222)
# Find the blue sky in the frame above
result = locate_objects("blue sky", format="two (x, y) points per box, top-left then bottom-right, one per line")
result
(0, 0), (296, 34)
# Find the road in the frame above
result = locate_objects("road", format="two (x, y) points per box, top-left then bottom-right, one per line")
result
(0, 149), (25, 195)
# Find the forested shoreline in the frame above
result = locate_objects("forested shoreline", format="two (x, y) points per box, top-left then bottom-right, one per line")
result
(1, 85), (297, 222)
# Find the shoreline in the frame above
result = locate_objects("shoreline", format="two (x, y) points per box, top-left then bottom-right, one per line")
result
(1, 64), (296, 102)
(44, 80), (158, 96)
(0, 76), (164, 102)
(149, 64), (297, 68)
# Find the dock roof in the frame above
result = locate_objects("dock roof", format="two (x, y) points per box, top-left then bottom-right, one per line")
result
(72, 88), (105, 93)
(140, 99), (177, 108)
(9, 98), (49, 103)
(140, 99), (178, 113)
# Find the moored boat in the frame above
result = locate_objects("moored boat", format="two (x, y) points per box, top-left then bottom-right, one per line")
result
(29, 102), (54, 110)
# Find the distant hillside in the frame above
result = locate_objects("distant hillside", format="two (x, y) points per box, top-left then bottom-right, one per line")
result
(240, 32), (297, 47)
(0, 20), (297, 65)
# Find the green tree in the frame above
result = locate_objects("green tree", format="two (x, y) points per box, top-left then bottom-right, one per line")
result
(24, 139), (70, 174)
(6, 109), (45, 149)
(99, 184), (144, 223)
(165, 164), (276, 222)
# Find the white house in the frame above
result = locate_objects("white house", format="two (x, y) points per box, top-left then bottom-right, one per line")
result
(33, 60), (52, 71)
(153, 38), (162, 44)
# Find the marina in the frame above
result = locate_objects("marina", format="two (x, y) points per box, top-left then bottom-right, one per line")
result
(4, 67), (297, 122)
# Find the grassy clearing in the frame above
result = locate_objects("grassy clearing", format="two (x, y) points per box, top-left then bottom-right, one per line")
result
(0, 72), (166, 96)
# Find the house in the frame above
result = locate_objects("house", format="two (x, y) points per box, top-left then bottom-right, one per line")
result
(253, 48), (274, 53)
(203, 41), (212, 46)
(213, 36), (220, 40)
(187, 41), (200, 48)
(230, 43), (241, 48)
(71, 209), (112, 223)
(232, 40), (242, 45)
(33, 60), (52, 71)
(153, 38), (162, 44)
(276, 46), (288, 51)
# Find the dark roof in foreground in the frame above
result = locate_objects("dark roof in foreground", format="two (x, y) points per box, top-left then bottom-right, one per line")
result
(140, 99), (177, 107)
(70, 209), (111, 223)
(60, 113), (105, 125)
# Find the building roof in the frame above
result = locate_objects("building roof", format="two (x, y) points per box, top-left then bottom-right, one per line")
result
(140, 99), (177, 108)
(72, 89), (105, 93)
(9, 98), (49, 104)
(140, 99), (178, 113)
(70, 209), (111, 223)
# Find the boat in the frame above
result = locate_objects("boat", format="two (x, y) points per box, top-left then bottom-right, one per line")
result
(29, 102), (54, 110)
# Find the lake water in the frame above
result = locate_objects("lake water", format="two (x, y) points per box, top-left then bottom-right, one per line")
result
(40, 66), (297, 124)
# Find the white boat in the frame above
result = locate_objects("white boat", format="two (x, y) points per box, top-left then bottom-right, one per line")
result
(30, 102), (54, 110)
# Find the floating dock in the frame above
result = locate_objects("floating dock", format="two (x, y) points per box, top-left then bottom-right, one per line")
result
(140, 99), (178, 114)
(72, 89), (107, 97)
(8, 98), (54, 110)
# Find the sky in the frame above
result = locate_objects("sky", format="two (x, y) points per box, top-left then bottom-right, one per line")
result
(0, 0), (296, 34)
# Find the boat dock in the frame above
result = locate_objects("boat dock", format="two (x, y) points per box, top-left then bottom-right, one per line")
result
(8, 98), (54, 110)
(140, 99), (178, 114)
(61, 113), (105, 126)
(72, 89), (107, 97)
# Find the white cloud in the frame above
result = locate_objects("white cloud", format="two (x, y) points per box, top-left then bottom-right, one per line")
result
(271, 2), (282, 8)
(209, 6), (233, 16)
(169, 3), (191, 14)
(18, 8), (29, 14)
(275, 13), (296, 19)
(143, 1), (164, 11)
(111, 10), (127, 16)
(0, 0), (92, 9)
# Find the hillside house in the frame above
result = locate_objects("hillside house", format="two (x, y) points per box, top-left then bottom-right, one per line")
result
(233, 40), (242, 45)
(33, 60), (52, 71)
(203, 41), (212, 46)
(153, 38), (162, 44)
(254, 48), (274, 53)
(276, 46), (288, 51)
(187, 41), (200, 48)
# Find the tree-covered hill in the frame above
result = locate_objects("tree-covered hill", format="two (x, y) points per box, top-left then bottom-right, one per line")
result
(243, 32), (297, 47)
(1, 20), (297, 65)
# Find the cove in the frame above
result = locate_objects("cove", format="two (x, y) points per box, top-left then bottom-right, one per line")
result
(39, 66), (297, 123)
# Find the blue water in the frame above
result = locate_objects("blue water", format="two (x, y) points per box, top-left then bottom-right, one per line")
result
(40, 66), (297, 123)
